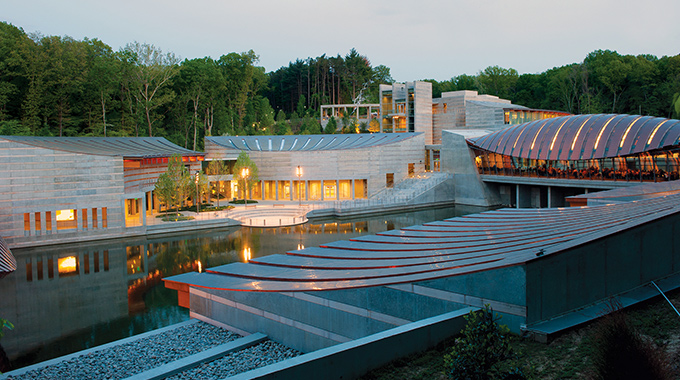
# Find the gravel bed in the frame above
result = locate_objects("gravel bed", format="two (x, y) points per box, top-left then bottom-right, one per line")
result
(5, 321), (240, 380)
(166, 340), (302, 380)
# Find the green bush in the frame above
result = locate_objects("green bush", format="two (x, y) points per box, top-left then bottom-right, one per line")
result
(444, 305), (527, 380)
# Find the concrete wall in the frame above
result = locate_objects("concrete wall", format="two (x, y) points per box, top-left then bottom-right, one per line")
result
(229, 308), (474, 380)
(432, 91), (513, 144)
(525, 211), (680, 324)
(440, 130), (501, 207)
(205, 134), (426, 198)
(413, 81), (433, 144)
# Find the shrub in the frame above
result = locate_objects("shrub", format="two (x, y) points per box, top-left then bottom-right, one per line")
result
(444, 305), (527, 380)
(589, 306), (674, 380)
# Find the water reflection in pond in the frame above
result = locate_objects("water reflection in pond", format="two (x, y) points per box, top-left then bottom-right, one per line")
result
(1, 206), (468, 369)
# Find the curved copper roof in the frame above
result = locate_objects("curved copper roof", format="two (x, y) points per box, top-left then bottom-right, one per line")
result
(468, 114), (680, 160)
(206, 133), (420, 152)
(164, 193), (680, 292)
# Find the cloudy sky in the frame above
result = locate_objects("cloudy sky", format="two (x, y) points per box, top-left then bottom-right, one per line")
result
(4, 0), (679, 81)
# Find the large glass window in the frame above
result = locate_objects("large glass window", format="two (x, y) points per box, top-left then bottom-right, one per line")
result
(354, 179), (367, 199)
(56, 209), (77, 230)
(324, 181), (336, 199)
(308, 181), (322, 200)
(277, 180), (291, 200)
(339, 180), (351, 199)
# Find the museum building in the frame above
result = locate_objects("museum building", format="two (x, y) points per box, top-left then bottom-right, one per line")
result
(467, 114), (680, 182)
(0, 136), (204, 247)
(203, 133), (425, 202)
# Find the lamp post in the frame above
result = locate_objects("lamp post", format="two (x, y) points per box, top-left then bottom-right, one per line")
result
(241, 167), (249, 207)
(295, 165), (303, 207)
(194, 171), (200, 214)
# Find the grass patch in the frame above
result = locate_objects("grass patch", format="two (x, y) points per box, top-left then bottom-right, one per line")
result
(229, 199), (259, 204)
(358, 289), (680, 380)
(157, 213), (194, 222)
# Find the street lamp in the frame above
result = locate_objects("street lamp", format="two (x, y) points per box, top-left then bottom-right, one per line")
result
(241, 167), (249, 207)
(195, 171), (200, 214)
(295, 166), (303, 207)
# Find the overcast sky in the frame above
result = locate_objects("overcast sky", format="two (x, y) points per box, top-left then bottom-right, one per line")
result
(4, 0), (679, 81)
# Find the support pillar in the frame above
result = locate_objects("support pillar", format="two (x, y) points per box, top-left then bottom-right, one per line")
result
(141, 196), (147, 226)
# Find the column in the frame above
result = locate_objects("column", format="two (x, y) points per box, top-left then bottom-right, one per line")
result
(305, 180), (309, 201)
(141, 195), (147, 226)
(336, 179), (340, 200)
(516, 184), (520, 209)
(321, 180), (324, 201)
(51, 211), (57, 232)
(275, 181), (279, 200)
(29, 212), (36, 236)
(290, 180), (294, 201)
(547, 186), (551, 208)
(40, 212), (47, 234)
(351, 179), (355, 199)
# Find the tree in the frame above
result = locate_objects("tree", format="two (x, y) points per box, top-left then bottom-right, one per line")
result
(233, 151), (259, 200)
(444, 305), (526, 380)
(124, 42), (180, 137)
(154, 154), (191, 215)
(324, 116), (337, 134)
(476, 65), (519, 99)
(206, 159), (228, 207)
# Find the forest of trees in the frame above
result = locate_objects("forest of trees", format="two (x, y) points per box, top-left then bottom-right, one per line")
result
(1, 21), (680, 151)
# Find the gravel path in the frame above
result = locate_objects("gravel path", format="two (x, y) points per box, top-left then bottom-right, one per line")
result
(166, 340), (301, 380)
(5, 321), (240, 380)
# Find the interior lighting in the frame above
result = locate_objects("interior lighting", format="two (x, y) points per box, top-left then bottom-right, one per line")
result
(243, 247), (251, 262)
(56, 209), (74, 222)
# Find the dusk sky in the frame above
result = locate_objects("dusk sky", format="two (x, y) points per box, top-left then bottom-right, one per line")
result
(4, 0), (679, 81)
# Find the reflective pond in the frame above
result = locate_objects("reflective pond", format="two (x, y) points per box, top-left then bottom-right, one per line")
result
(1, 206), (468, 369)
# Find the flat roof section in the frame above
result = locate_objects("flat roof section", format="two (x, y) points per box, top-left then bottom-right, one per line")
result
(164, 192), (680, 293)
(0, 136), (204, 159)
(206, 133), (421, 152)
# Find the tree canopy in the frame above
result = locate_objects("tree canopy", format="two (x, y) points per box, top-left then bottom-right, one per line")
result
(1, 21), (679, 148)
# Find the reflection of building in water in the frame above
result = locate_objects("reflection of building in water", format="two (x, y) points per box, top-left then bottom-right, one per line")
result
(1, 207), (461, 364)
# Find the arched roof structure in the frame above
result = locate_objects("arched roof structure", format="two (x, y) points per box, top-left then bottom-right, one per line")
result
(468, 114), (680, 160)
